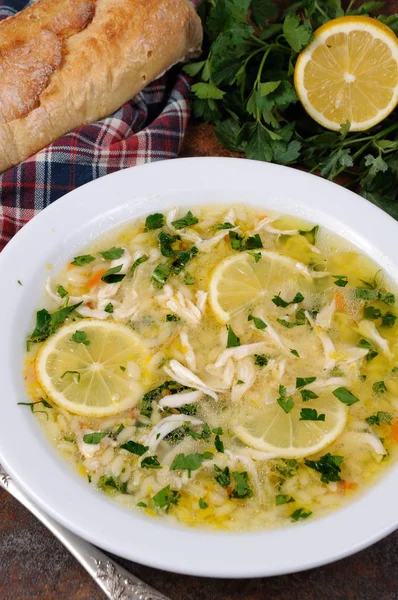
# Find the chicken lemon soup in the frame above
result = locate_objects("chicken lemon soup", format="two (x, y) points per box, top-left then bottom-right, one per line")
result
(23, 205), (398, 530)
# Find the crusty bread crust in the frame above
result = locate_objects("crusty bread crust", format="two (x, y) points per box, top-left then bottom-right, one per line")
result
(0, 0), (202, 173)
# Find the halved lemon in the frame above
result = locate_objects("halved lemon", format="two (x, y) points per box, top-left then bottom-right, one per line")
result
(36, 320), (145, 416)
(209, 250), (306, 322)
(234, 395), (347, 458)
(294, 16), (398, 131)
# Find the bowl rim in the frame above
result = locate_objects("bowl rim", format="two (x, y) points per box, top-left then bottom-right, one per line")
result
(0, 157), (397, 579)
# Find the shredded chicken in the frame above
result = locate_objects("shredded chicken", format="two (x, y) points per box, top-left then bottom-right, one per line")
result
(316, 299), (336, 330)
(144, 414), (203, 454)
(158, 390), (203, 409)
(166, 206), (202, 244)
(164, 360), (219, 400)
(342, 432), (386, 455)
(180, 329), (196, 372)
(196, 227), (239, 252)
(357, 320), (393, 359)
(305, 310), (336, 370)
(254, 216), (298, 235)
(157, 287), (203, 326)
(214, 342), (271, 369)
(231, 358), (256, 402)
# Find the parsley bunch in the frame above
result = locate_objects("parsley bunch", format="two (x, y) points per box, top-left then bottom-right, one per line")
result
(185, 0), (398, 216)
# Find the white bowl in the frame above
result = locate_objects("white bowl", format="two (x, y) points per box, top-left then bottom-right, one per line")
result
(0, 158), (397, 578)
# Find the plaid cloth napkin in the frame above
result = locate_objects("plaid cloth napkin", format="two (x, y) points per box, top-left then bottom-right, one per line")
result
(0, 0), (194, 251)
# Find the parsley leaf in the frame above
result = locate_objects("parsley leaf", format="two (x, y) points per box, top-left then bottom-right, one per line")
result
(333, 275), (348, 287)
(248, 314), (267, 330)
(166, 314), (179, 322)
(300, 408), (325, 421)
(141, 456), (162, 469)
(248, 251), (262, 262)
(100, 247), (124, 260)
(151, 263), (171, 288)
(57, 285), (68, 298)
(283, 14), (312, 52)
(71, 330), (90, 345)
(120, 441), (149, 456)
(140, 381), (189, 418)
(365, 411), (392, 426)
(101, 264), (126, 284)
(199, 498), (209, 509)
(332, 387), (360, 405)
(276, 494), (295, 505)
(28, 303), (82, 343)
(381, 312), (397, 328)
(130, 254), (149, 276)
(272, 292), (304, 307)
(215, 434), (224, 453)
(213, 222), (234, 230)
(104, 303), (114, 313)
(171, 211), (199, 229)
(71, 254), (95, 266)
(152, 485), (180, 511)
(254, 354), (268, 367)
(372, 380), (387, 394)
(83, 432), (107, 444)
(226, 325), (240, 347)
(300, 389), (319, 401)
(145, 213), (164, 231)
(291, 508), (312, 521)
(214, 465), (231, 488)
(296, 376), (316, 389)
(364, 306), (381, 319)
(290, 348), (300, 357)
(277, 384), (294, 414)
(304, 453), (343, 483)
(230, 471), (253, 499)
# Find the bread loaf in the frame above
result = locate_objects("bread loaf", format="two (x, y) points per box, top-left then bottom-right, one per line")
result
(0, 0), (202, 173)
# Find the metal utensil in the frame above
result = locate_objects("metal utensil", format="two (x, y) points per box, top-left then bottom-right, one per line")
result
(0, 463), (170, 600)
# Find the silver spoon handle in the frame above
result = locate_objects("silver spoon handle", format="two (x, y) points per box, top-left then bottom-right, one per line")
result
(0, 465), (170, 600)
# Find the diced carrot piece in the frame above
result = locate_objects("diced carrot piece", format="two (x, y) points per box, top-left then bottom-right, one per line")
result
(86, 268), (107, 288)
(391, 421), (398, 442)
(341, 481), (357, 492)
(335, 291), (345, 311)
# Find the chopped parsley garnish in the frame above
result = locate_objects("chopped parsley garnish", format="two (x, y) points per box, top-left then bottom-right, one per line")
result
(212, 427), (223, 434)
(120, 440), (149, 456)
(214, 434), (224, 453)
(100, 247), (125, 260)
(277, 308), (306, 328)
(214, 465), (230, 488)
(276, 494), (295, 506)
(17, 280), (22, 286)
(186, 423), (212, 441)
(137, 502), (147, 508)
(28, 302), (83, 343)
(230, 471), (253, 499)
(170, 453), (206, 476)
(213, 222), (234, 230)
(18, 398), (52, 418)
(151, 263), (171, 288)
(365, 411), (392, 426)
(277, 385), (294, 414)
(57, 285), (68, 298)
(104, 302), (114, 313)
(101, 264), (126, 284)
(300, 408), (325, 421)
(272, 292), (304, 308)
(364, 306), (382, 319)
(158, 231), (180, 257)
(290, 348), (300, 357)
(248, 314), (267, 330)
(236, 380), (244, 385)
(228, 231), (263, 251)
(171, 211), (199, 229)
(355, 287), (395, 305)
(141, 456), (162, 469)
(61, 370), (81, 383)
(299, 225), (319, 245)
(275, 459), (298, 480)
(226, 325), (240, 348)
(179, 403), (198, 416)
(300, 389), (319, 401)
(130, 254), (149, 276)
(296, 376), (316, 389)
(184, 273), (196, 285)
(247, 251), (262, 262)
(291, 508), (312, 521)
(152, 485), (180, 511)
(71, 330), (90, 345)
(304, 453), (343, 483)
(332, 275), (348, 287)
(253, 354), (268, 367)
(166, 314), (179, 322)
(83, 432), (107, 444)
(71, 254), (95, 266)
(332, 387), (360, 405)
(140, 381), (189, 418)
(145, 213), (165, 231)
(381, 312), (397, 328)
(372, 380), (387, 394)
(199, 498), (208, 509)
(356, 338), (379, 361)
(97, 476), (128, 494)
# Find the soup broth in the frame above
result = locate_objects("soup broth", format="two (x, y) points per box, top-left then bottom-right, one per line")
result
(23, 204), (398, 531)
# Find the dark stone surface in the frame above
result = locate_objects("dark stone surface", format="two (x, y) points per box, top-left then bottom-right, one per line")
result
(1, 489), (397, 600)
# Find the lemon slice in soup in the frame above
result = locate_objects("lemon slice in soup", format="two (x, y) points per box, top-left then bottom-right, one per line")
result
(210, 250), (313, 322)
(234, 395), (347, 458)
(36, 320), (144, 417)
